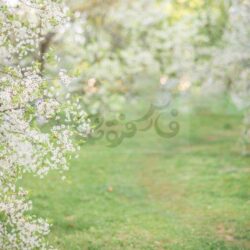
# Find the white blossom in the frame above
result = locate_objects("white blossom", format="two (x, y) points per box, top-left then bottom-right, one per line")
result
(0, 1), (88, 249)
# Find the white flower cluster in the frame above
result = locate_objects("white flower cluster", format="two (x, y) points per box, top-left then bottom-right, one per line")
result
(0, 0), (88, 249)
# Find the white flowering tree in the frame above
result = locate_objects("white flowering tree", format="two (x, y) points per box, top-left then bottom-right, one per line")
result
(54, 0), (204, 114)
(54, 0), (228, 113)
(0, 0), (89, 249)
(197, 0), (250, 154)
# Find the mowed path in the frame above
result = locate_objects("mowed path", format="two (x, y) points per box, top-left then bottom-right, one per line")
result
(23, 111), (250, 249)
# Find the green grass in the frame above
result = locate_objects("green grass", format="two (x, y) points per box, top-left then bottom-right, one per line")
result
(23, 97), (250, 250)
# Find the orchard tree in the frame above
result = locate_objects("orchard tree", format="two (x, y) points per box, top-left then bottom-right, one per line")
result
(202, 0), (250, 154)
(54, 0), (229, 114)
(0, 0), (89, 249)
(55, 0), (205, 114)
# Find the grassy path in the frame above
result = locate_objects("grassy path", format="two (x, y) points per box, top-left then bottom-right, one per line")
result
(23, 107), (250, 249)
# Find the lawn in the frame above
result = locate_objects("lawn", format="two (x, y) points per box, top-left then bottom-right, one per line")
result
(23, 96), (250, 250)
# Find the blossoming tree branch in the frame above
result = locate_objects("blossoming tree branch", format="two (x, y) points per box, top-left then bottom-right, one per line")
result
(0, 0), (89, 249)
